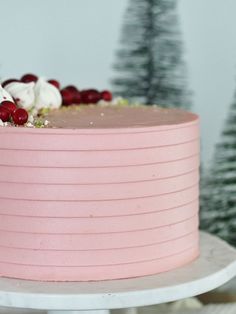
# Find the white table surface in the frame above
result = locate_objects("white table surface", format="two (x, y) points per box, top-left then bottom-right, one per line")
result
(0, 232), (235, 312)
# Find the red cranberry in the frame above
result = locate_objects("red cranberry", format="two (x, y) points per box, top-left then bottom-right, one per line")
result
(73, 91), (81, 104)
(48, 79), (60, 89)
(61, 89), (74, 106)
(101, 90), (112, 101)
(1, 101), (17, 114)
(2, 79), (20, 88)
(21, 73), (38, 83)
(64, 86), (81, 104)
(12, 108), (28, 125)
(81, 89), (101, 104)
(0, 107), (10, 122)
(65, 85), (78, 93)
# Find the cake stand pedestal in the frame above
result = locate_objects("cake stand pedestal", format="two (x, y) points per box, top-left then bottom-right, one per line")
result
(0, 232), (236, 314)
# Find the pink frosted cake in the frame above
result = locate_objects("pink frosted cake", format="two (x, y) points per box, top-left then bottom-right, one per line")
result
(0, 74), (200, 281)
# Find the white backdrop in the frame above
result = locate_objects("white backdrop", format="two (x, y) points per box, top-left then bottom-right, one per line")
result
(0, 0), (236, 166)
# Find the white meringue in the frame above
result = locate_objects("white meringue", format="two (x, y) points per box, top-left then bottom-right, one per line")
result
(4, 82), (35, 109)
(34, 78), (62, 110)
(0, 85), (14, 103)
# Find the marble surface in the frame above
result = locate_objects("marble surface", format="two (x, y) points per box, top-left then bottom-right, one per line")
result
(2, 302), (236, 314)
(0, 232), (235, 311)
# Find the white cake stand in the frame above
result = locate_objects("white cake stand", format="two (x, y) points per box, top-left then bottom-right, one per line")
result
(0, 232), (236, 314)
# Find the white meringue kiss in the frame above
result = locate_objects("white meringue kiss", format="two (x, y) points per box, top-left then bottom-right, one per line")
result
(0, 85), (14, 103)
(34, 78), (62, 110)
(4, 82), (35, 109)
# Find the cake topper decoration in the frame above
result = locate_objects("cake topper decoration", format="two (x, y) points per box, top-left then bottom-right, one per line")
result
(4, 81), (35, 109)
(34, 78), (62, 110)
(0, 72), (115, 127)
(0, 84), (14, 103)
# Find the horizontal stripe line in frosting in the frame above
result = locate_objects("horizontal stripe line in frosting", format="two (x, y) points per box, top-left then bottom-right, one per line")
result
(0, 214), (198, 239)
(0, 153), (200, 169)
(0, 212), (199, 236)
(0, 183), (200, 202)
(0, 153), (199, 169)
(0, 169), (199, 185)
(0, 229), (198, 252)
(0, 138), (199, 152)
(0, 243), (198, 268)
(0, 201), (199, 221)
(0, 182), (199, 202)
(0, 120), (199, 135)
(0, 197), (199, 219)
(0, 169), (199, 186)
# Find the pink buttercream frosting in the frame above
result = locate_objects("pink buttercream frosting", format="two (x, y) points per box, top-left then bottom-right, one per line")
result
(43, 105), (198, 129)
(0, 105), (200, 281)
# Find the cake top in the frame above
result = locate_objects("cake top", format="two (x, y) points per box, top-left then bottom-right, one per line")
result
(0, 73), (198, 129)
(43, 105), (198, 129)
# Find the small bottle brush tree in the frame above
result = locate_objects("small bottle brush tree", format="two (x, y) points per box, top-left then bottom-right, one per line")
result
(201, 95), (236, 246)
(112, 0), (191, 108)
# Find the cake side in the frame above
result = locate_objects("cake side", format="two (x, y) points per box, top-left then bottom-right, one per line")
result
(0, 105), (200, 281)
